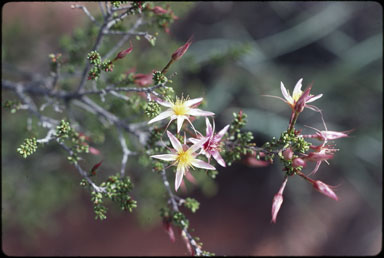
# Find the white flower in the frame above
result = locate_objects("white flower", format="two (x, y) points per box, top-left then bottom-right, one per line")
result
(148, 96), (214, 133)
(280, 78), (323, 110)
(151, 131), (216, 191)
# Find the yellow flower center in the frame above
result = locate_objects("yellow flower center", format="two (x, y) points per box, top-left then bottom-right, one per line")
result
(176, 150), (193, 167)
(172, 98), (189, 116)
(292, 90), (303, 103)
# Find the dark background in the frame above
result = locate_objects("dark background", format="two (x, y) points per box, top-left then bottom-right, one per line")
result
(2, 2), (382, 255)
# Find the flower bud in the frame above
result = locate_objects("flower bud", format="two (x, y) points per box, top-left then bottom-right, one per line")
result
(320, 130), (350, 140)
(271, 177), (288, 223)
(162, 218), (175, 243)
(171, 36), (193, 61)
(292, 157), (306, 168)
(295, 86), (312, 113)
(282, 148), (293, 160)
(306, 151), (334, 162)
(152, 6), (168, 15)
(313, 180), (338, 201)
(134, 73), (153, 87)
(113, 41), (133, 61)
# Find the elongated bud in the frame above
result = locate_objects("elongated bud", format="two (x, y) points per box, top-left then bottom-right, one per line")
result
(313, 180), (338, 201)
(162, 218), (176, 243)
(90, 160), (103, 175)
(305, 151), (334, 162)
(171, 36), (193, 61)
(320, 130), (350, 140)
(295, 86), (312, 113)
(292, 157), (306, 168)
(113, 41), (133, 61)
(271, 177), (288, 223)
(282, 148), (293, 160)
(152, 6), (168, 15)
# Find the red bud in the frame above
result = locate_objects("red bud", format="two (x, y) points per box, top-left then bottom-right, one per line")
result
(313, 180), (338, 201)
(114, 41), (133, 61)
(90, 160), (103, 175)
(171, 36), (193, 61)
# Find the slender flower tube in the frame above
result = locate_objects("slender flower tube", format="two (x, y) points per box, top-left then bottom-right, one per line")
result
(312, 180), (338, 201)
(271, 177), (288, 223)
(148, 96), (214, 133)
(151, 131), (216, 191)
(189, 118), (229, 167)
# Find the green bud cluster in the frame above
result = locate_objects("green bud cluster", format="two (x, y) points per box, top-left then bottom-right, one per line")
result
(152, 71), (168, 85)
(222, 111), (254, 166)
(17, 137), (38, 158)
(56, 120), (89, 163)
(3, 100), (21, 114)
(144, 101), (161, 118)
(87, 51), (114, 81)
(183, 198), (200, 213)
(111, 1), (128, 8)
(172, 211), (189, 229)
(90, 174), (137, 220)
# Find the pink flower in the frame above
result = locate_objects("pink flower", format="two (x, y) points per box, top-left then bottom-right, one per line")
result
(271, 177), (288, 223)
(148, 96), (214, 133)
(171, 36), (193, 61)
(304, 145), (337, 175)
(292, 157), (306, 168)
(282, 148), (293, 160)
(189, 118), (229, 167)
(151, 131), (215, 191)
(312, 180), (338, 201)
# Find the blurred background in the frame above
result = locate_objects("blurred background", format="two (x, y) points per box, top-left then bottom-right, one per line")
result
(2, 2), (382, 256)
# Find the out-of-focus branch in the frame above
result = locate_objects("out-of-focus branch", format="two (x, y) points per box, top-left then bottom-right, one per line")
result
(71, 4), (99, 25)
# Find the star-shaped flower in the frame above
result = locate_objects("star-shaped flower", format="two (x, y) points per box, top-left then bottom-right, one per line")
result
(148, 96), (214, 133)
(189, 118), (229, 167)
(151, 131), (216, 191)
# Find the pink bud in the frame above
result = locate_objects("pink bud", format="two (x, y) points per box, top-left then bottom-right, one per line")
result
(152, 6), (168, 15)
(171, 36), (193, 61)
(320, 130), (349, 140)
(313, 180), (338, 201)
(283, 148), (293, 160)
(134, 73), (153, 87)
(89, 146), (101, 156)
(292, 157), (306, 168)
(113, 41), (133, 61)
(162, 219), (176, 243)
(271, 177), (288, 223)
(295, 86), (312, 113)
(305, 152), (334, 162)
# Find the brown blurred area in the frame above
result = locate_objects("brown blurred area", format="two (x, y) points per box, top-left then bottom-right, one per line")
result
(2, 2), (382, 256)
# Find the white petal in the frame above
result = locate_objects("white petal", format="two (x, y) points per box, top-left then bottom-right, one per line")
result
(157, 99), (172, 107)
(184, 97), (203, 107)
(188, 108), (215, 117)
(167, 130), (183, 152)
(175, 165), (185, 191)
(151, 154), (177, 161)
(215, 124), (230, 141)
(212, 151), (226, 167)
(188, 137), (200, 144)
(205, 117), (213, 136)
(176, 115), (187, 133)
(191, 158), (216, 170)
(293, 78), (303, 97)
(306, 94), (323, 103)
(148, 110), (173, 124)
(188, 137), (208, 153)
(280, 82), (293, 103)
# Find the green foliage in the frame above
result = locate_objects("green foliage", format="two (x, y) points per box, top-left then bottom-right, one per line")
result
(222, 111), (254, 166)
(88, 174), (137, 220)
(184, 197), (200, 213)
(3, 99), (21, 114)
(144, 101), (161, 118)
(152, 70), (168, 84)
(17, 137), (38, 158)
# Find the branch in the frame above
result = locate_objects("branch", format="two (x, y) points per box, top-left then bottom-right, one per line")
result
(71, 4), (99, 25)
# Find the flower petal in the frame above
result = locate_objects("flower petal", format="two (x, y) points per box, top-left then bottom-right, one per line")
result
(306, 94), (323, 103)
(176, 115), (187, 133)
(292, 78), (303, 98)
(148, 110), (173, 124)
(188, 137), (208, 153)
(166, 130), (183, 152)
(215, 124), (230, 141)
(188, 108), (215, 117)
(175, 165), (185, 191)
(151, 154), (177, 161)
(205, 117), (213, 136)
(212, 151), (226, 167)
(191, 158), (216, 170)
(184, 97), (203, 107)
(280, 82), (293, 104)
(157, 99), (172, 107)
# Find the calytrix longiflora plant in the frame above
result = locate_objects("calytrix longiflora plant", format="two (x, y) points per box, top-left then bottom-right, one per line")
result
(3, 2), (350, 256)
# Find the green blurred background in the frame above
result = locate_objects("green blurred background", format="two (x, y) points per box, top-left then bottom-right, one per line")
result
(2, 2), (382, 255)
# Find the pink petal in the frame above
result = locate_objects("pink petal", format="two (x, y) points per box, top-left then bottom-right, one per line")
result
(215, 124), (230, 141)
(175, 165), (185, 191)
(191, 158), (216, 170)
(148, 110), (173, 124)
(184, 97), (203, 107)
(157, 99), (172, 107)
(166, 131), (183, 152)
(280, 82), (293, 103)
(306, 93), (323, 103)
(151, 154), (178, 161)
(188, 108), (215, 117)
(188, 137), (208, 153)
(205, 117), (213, 136)
(212, 151), (226, 167)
